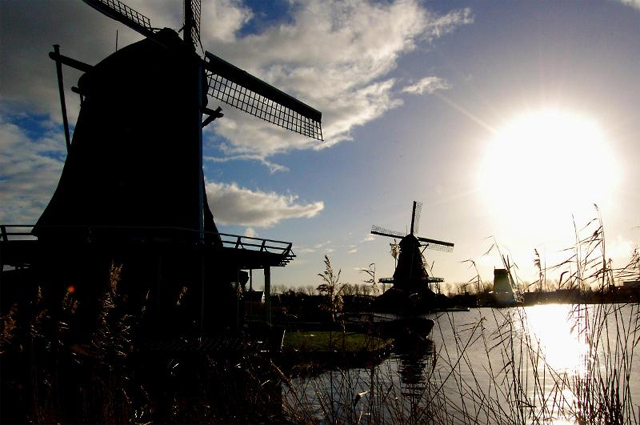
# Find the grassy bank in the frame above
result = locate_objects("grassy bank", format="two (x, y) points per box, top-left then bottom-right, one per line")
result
(283, 330), (393, 353)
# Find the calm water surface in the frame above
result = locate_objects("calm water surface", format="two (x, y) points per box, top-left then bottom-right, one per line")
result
(428, 304), (639, 423)
(285, 304), (639, 424)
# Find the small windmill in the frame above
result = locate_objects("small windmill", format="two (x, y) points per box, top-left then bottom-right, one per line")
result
(371, 202), (454, 292)
(36, 0), (322, 242)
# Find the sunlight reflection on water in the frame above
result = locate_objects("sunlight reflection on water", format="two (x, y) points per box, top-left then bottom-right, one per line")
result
(525, 304), (588, 374)
(432, 304), (639, 424)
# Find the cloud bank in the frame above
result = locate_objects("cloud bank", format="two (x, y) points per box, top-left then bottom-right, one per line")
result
(0, 111), (65, 223)
(616, 0), (640, 10)
(205, 182), (324, 227)
(402, 77), (451, 95)
(203, 0), (473, 160)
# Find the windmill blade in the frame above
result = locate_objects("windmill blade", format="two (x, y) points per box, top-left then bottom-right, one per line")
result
(204, 52), (323, 140)
(417, 236), (454, 252)
(184, 0), (201, 48)
(412, 201), (423, 235)
(371, 225), (406, 239)
(82, 0), (154, 39)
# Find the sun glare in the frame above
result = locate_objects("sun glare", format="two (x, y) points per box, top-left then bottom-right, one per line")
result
(479, 109), (619, 238)
(525, 304), (588, 373)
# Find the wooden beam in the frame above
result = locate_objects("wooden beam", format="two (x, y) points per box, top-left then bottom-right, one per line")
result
(264, 267), (271, 326)
(48, 50), (93, 73)
(52, 45), (72, 152)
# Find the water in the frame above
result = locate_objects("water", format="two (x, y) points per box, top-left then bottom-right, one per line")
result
(283, 304), (640, 424)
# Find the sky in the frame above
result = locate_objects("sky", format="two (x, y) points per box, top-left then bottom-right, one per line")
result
(1, 0), (639, 292)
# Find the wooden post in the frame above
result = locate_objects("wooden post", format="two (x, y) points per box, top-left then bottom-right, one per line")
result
(184, 0), (193, 49)
(235, 268), (240, 331)
(264, 267), (271, 326)
(248, 269), (253, 317)
(200, 255), (205, 335)
(53, 45), (71, 152)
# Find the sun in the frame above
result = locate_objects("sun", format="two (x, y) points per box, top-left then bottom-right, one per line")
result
(478, 109), (619, 238)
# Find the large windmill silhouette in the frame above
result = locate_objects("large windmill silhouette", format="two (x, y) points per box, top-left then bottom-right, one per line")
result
(371, 202), (454, 313)
(35, 0), (322, 241)
(1, 0), (323, 333)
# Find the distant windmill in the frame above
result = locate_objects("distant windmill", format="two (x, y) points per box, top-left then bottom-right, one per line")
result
(371, 202), (454, 292)
(36, 0), (323, 242)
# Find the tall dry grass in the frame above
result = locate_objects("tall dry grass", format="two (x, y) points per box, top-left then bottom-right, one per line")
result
(0, 262), (287, 424)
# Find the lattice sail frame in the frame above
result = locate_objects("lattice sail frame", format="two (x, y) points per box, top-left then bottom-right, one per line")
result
(205, 53), (323, 141)
(417, 237), (454, 253)
(371, 225), (406, 239)
(187, 0), (201, 47)
(412, 201), (422, 235)
(371, 226), (454, 253)
(82, 0), (153, 37)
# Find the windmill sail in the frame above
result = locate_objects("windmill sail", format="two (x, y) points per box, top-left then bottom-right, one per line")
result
(204, 52), (323, 140)
(417, 236), (454, 252)
(412, 201), (422, 235)
(184, 0), (201, 47)
(371, 225), (406, 239)
(371, 200), (454, 263)
(82, 0), (154, 39)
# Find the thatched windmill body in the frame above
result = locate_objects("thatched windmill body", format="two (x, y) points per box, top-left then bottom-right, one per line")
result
(36, 0), (322, 241)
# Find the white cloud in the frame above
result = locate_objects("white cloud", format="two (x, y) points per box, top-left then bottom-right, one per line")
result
(615, 0), (640, 10)
(422, 7), (474, 42)
(0, 111), (65, 223)
(244, 227), (257, 238)
(202, 0), (473, 162)
(295, 240), (334, 254)
(205, 181), (324, 227)
(402, 76), (451, 95)
(362, 234), (376, 242)
(204, 153), (289, 173)
(200, 0), (253, 42)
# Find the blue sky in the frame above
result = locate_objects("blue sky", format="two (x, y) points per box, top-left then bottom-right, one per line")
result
(1, 0), (639, 291)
